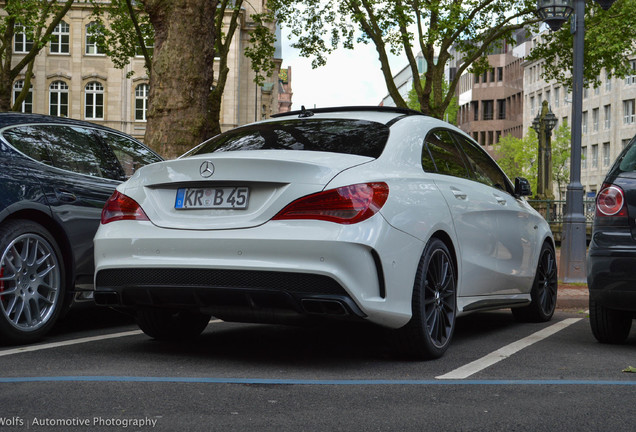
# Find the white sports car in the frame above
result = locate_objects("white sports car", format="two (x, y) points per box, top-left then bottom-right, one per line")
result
(93, 107), (557, 359)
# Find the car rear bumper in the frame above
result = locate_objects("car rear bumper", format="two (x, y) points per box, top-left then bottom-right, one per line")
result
(93, 217), (424, 328)
(587, 246), (636, 313)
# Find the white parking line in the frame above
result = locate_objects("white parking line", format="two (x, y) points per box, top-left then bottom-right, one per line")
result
(436, 318), (583, 380)
(0, 320), (223, 357)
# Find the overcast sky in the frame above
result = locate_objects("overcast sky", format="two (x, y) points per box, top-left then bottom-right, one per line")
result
(280, 29), (406, 110)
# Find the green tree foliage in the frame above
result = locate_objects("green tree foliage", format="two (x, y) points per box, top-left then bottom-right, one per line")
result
(270, 0), (541, 118)
(495, 122), (572, 199)
(90, 0), (277, 157)
(89, 0), (153, 75)
(495, 131), (539, 194)
(527, 0), (636, 90)
(407, 75), (458, 124)
(0, 0), (75, 111)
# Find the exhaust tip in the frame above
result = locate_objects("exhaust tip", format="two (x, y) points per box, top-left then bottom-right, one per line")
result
(94, 291), (120, 306)
(301, 298), (349, 316)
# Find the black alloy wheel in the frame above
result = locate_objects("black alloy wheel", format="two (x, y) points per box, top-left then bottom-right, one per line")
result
(396, 237), (457, 359)
(512, 242), (558, 322)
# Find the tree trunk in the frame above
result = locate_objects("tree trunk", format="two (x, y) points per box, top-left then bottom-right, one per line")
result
(141, 0), (220, 159)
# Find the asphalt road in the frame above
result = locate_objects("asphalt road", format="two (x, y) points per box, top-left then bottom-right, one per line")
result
(1, 306), (635, 431)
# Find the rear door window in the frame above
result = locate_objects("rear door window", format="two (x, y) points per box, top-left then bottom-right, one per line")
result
(423, 129), (471, 179)
(452, 133), (513, 194)
(96, 130), (162, 178)
(2, 125), (121, 179)
(185, 119), (390, 158)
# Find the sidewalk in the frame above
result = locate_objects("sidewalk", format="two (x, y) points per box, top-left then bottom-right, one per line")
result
(555, 247), (589, 311)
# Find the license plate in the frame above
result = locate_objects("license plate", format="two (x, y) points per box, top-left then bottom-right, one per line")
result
(175, 187), (249, 209)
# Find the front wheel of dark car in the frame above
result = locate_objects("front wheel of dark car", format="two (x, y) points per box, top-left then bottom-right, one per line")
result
(512, 242), (558, 323)
(395, 237), (457, 360)
(136, 308), (211, 340)
(589, 299), (632, 344)
(0, 219), (66, 344)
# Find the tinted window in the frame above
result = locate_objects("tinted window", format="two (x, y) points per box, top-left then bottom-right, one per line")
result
(185, 119), (390, 158)
(423, 129), (470, 179)
(2, 125), (120, 179)
(96, 131), (162, 178)
(453, 133), (512, 193)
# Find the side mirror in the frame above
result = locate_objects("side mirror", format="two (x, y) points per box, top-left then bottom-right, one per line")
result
(514, 177), (532, 197)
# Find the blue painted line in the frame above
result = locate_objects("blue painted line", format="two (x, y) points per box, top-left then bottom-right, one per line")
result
(0, 376), (635, 385)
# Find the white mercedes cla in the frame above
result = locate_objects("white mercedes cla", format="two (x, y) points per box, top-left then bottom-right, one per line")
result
(93, 107), (557, 359)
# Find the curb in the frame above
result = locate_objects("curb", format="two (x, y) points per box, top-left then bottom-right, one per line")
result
(556, 286), (589, 311)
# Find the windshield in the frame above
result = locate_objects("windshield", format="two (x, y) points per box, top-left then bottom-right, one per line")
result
(183, 119), (390, 159)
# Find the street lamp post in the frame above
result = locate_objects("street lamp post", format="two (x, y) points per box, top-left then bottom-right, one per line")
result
(535, 0), (616, 283)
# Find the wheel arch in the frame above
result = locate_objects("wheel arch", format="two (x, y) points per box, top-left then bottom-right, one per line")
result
(428, 229), (459, 282)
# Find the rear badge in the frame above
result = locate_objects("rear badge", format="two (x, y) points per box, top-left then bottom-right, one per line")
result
(199, 161), (215, 178)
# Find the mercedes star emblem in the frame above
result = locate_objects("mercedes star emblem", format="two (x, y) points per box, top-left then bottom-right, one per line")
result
(199, 161), (215, 178)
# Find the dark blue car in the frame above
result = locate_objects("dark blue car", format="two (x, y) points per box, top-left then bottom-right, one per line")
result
(588, 134), (636, 343)
(0, 113), (162, 344)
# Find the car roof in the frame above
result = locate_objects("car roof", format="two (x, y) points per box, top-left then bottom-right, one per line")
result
(0, 113), (132, 136)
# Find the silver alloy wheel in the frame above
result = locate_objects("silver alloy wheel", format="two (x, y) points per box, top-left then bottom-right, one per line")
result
(0, 233), (61, 332)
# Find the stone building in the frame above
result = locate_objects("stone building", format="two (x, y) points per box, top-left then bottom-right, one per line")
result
(10, 2), (282, 143)
(454, 29), (532, 155)
(523, 31), (636, 198)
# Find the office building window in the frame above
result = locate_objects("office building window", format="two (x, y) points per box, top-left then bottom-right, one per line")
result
(50, 21), (70, 54)
(602, 142), (610, 167)
(13, 80), (32, 113)
(85, 81), (104, 119)
(85, 22), (105, 55)
(624, 99), (635, 124)
(14, 24), (33, 53)
(135, 83), (149, 121)
(49, 81), (68, 116)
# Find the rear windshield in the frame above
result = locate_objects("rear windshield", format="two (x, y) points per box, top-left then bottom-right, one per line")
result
(184, 119), (390, 158)
(617, 136), (636, 173)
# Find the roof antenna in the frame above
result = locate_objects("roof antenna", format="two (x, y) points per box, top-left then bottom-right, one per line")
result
(299, 105), (314, 118)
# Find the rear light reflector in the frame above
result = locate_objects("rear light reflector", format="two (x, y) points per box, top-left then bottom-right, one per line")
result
(596, 184), (626, 217)
(273, 182), (389, 225)
(101, 191), (149, 224)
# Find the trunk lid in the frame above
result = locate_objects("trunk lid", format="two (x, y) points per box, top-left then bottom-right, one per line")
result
(121, 151), (374, 230)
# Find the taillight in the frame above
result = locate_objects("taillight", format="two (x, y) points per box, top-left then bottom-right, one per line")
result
(596, 184), (626, 217)
(101, 191), (149, 224)
(273, 182), (389, 225)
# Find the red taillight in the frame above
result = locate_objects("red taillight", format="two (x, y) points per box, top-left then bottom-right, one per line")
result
(101, 191), (149, 224)
(596, 184), (626, 217)
(273, 182), (389, 225)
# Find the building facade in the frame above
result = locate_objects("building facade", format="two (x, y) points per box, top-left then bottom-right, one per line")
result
(455, 29), (532, 155)
(10, 2), (282, 143)
(523, 32), (636, 198)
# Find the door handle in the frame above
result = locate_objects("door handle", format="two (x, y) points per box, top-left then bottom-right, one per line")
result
(450, 187), (467, 200)
(493, 194), (507, 206)
(55, 188), (77, 203)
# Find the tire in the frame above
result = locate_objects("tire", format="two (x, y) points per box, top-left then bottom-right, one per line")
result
(0, 219), (65, 344)
(512, 242), (558, 323)
(395, 237), (457, 360)
(137, 308), (211, 341)
(589, 298), (632, 344)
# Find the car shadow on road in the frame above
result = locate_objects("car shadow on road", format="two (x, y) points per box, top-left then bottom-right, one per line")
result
(122, 310), (529, 365)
